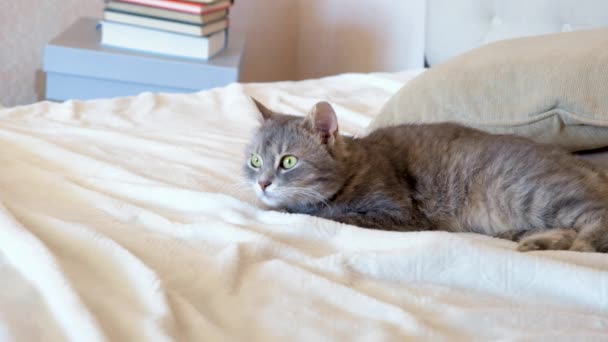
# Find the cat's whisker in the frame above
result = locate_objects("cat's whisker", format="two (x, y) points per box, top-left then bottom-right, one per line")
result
(282, 187), (333, 209)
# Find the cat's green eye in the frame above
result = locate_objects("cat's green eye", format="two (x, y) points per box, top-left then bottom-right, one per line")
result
(281, 155), (298, 170)
(250, 154), (263, 168)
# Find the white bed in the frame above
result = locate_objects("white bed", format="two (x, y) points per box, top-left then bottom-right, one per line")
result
(2, 70), (608, 341)
(3, 2), (608, 341)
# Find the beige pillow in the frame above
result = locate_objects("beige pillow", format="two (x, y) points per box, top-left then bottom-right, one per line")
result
(368, 27), (608, 152)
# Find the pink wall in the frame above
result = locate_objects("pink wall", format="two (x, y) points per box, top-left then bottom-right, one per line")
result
(231, 0), (425, 82)
(0, 1), (104, 106)
(295, 0), (425, 79)
(0, 0), (425, 106)
(230, 0), (299, 81)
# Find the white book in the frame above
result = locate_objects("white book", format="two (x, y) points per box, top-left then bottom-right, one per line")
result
(101, 21), (227, 60)
(105, 2), (227, 25)
(104, 10), (228, 36)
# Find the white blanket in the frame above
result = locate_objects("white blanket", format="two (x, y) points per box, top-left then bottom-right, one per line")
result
(0, 70), (607, 341)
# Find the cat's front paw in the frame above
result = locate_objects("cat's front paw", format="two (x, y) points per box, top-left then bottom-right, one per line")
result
(569, 240), (596, 253)
(516, 229), (576, 252)
(516, 240), (541, 252)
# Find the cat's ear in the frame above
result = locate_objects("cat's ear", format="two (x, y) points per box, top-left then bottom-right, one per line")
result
(308, 101), (339, 145)
(251, 97), (275, 121)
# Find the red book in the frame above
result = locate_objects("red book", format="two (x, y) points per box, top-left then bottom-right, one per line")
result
(115, 0), (231, 15)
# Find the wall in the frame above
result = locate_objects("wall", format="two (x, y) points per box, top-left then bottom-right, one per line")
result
(295, 0), (425, 79)
(231, 0), (425, 81)
(0, 0), (425, 107)
(229, 0), (299, 82)
(0, 1), (104, 107)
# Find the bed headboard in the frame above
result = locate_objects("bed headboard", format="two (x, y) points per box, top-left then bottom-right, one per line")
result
(425, 0), (608, 66)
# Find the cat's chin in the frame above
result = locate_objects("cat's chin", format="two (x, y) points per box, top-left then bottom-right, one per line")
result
(258, 195), (285, 209)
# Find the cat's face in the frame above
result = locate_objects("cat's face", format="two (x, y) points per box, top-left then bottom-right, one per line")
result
(243, 99), (344, 209)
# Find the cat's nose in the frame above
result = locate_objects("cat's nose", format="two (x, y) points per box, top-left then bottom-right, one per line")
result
(258, 180), (272, 191)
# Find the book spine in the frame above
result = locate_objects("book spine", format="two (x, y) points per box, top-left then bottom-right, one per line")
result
(118, 0), (201, 14)
(116, 0), (229, 14)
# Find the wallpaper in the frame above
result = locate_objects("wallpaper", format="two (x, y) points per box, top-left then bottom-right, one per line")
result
(0, 0), (103, 107)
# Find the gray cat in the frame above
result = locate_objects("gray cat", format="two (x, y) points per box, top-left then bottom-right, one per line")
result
(243, 99), (608, 253)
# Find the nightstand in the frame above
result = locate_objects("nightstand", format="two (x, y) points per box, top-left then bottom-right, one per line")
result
(43, 17), (245, 101)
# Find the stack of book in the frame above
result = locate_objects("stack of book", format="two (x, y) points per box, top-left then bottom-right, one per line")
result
(101, 0), (233, 60)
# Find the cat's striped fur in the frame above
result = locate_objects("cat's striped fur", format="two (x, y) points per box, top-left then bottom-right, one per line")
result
(244, 99), (608, 252)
